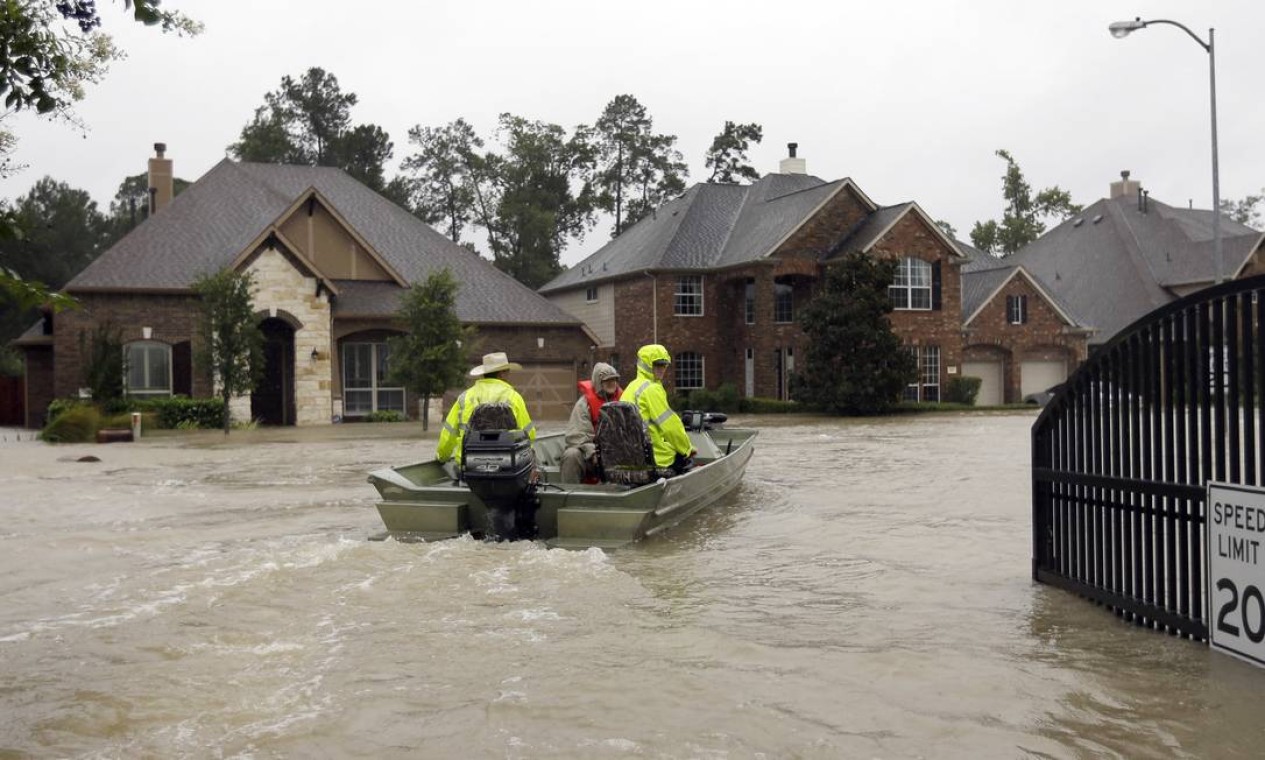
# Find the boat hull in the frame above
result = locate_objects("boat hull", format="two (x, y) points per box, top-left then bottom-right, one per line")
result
(368, 428), (756, 549)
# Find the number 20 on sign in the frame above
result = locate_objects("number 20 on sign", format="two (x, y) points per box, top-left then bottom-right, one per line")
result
(1208, 483), (1265, 667)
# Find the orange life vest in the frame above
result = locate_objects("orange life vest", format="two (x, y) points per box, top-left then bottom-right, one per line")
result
(578, 379), (622, 426)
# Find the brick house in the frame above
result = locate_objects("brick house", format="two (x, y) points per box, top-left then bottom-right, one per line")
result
(11, 145), (597, 428)
(1006, 172), (1265, 351)
(540, 145), (1091, 404)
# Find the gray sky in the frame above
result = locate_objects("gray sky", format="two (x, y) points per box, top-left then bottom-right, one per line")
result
(3, 0), (1262, 266)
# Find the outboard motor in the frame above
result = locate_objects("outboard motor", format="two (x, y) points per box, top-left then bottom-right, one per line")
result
(680, 410), (727, 432)
(461, 404), (537, 541)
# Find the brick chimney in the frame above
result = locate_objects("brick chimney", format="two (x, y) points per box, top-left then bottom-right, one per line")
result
(148, 142), (173, 215)
(779, 142), (807, 175)
(1110, 170), (1140, 199)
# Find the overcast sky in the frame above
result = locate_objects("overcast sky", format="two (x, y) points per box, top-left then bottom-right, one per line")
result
(3, 0), (1262, 266)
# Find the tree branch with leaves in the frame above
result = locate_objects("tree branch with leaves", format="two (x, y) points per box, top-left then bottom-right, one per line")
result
(191, 269), (263, 435)
(970, 149), (1081, 256)
(385, 268), (473, 431)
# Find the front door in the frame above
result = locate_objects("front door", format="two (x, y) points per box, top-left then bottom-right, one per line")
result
(252, 318), (295, 426)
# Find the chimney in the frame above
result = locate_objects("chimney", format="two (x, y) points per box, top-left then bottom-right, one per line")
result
(779, 142), (807, 175)
(1109, 169), (1140, 200)
(148, 142), (173, 215)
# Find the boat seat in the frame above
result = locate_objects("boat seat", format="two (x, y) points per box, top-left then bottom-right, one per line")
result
(594, 401), (654, 486)
(466, 402), (518, 433)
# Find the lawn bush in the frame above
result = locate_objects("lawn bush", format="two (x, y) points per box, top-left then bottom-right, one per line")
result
(144, 397), (226, 429)
(41, 405), (101, 443)
(365, 410), (405, 423)
(944, 376), (982, 405)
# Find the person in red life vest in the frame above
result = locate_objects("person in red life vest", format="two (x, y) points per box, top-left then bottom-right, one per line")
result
(560, 362), (622, 483)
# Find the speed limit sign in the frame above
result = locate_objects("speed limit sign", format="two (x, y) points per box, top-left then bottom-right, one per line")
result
(1208, 483), (1265, 667)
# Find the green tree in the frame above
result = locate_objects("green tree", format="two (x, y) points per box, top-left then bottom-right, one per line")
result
(191, 269), (263, 435)
(228, 67), (396, 192)
(385, 268), (473, 431)
(0, 177), (107, 344)
(0, 1), (197, 308)
(704, 121), (763, 184)
(472, 114), (598, 288)
(401, 118), (482, 242)
(101, 171), (192, 245)
(1221, 190), (1264, 228)
(78, 321), (125, 405)
(593, 95), (687, 236)
(970, 149), (1081, 256)
(792, 251), (917, 414)
(0, 0), (197, 118)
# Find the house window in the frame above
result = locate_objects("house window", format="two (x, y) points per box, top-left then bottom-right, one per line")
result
(674, 275), (703, 316)
(890, 257), (932, 310)
(343, 342), (405, 415)
(744, 278), (755, 324)
(773, 276), (793, 323)
(1007, 294), (1028, 325)
(675, 351), (704, 390)
(125, 341), (172, 398)
(903, 345), (941, 402)
(585, 286), (598, 303)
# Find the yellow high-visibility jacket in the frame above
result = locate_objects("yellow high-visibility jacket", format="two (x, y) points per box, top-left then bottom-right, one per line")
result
(435, 378), (536, 464)
(623, 344), (693, 467)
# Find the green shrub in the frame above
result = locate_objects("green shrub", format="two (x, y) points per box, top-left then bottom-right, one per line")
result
(145, 397), (226, 429)
(945, 376), (983, 405)
(46, 398), (88, 425)
(365, 410), (405, 423)
(41, 405), (101, 443)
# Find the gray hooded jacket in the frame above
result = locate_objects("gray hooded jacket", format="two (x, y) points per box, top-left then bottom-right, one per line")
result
(564, 362), (621, 457)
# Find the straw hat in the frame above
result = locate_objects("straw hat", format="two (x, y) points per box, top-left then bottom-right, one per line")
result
(469, 351), (523, 377)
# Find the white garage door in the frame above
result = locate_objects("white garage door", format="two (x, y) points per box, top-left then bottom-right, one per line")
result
(515, 362), (576, 421)
(1021, 360), (1068, 398)
(961, 361), (1004, 406)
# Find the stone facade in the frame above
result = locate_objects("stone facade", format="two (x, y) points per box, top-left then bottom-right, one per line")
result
(242, 247), (333, 426)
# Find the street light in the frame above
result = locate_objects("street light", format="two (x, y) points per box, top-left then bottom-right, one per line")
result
(1109, 16), (1222, 284)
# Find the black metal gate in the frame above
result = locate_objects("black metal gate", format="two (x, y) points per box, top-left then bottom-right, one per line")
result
(1032, 275), (1265, 640)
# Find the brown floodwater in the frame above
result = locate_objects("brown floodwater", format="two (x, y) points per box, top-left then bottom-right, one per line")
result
(1, 412), (1263, 758)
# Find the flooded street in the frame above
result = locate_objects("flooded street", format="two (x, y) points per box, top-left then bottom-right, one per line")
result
(2, 412), (1264, 758)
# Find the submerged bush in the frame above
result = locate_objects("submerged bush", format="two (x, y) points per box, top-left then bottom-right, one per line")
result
(41, 405), (101, 443)
(945, 376), (982, 405)
(365, 410), (405, 423)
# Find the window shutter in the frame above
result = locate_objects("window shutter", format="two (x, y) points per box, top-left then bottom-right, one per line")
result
(172, 341), (192, 395)
(932, 261), (942, 311)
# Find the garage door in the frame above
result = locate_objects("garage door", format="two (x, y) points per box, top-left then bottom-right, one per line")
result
(1020, 360), (1068, 398)
(515, 362), (577, 421)
(961, 361), (1004, 406)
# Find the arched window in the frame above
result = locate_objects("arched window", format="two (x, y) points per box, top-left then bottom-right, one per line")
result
(675, 352), (704, 390)
(889, 257), (932, 310)
(125, 341), (172, 398)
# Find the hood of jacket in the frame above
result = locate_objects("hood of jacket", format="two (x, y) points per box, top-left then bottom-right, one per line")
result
(591, 362), (620, 398)
(635, 344), (672, 381)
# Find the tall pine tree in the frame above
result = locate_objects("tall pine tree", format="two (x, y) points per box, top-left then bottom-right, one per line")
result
(793, 252), (917, 414)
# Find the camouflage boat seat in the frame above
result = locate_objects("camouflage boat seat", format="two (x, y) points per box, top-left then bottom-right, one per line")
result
(594, 401), (655, 486)
(466, 402), (518, 433)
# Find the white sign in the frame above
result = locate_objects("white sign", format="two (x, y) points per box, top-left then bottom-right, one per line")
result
(1207, 483), (1265, 667)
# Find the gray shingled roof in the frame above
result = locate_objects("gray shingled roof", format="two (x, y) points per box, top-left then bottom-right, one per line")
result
(539, 173), (843, 293)
(961, 267), (1016, 320)
(67, 160), (580, 325)
(1009, 194), (1262, 344)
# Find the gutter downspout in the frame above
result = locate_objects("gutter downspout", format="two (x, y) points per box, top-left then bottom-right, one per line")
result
(643, 270), (657, 342)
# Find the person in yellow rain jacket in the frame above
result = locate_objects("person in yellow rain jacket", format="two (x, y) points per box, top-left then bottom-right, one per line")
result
(623, 344), (695, 474)
(435, 352), (536, 466)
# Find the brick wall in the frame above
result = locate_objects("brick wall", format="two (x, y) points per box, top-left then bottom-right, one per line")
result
(962, 273), (1088, 402)
(52, 292), (205, 400)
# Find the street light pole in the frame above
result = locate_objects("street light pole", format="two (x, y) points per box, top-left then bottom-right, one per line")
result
(1109, 17), (1223, 284)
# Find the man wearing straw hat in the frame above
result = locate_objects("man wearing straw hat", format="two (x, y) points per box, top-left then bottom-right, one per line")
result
(435, 351), (536, 466)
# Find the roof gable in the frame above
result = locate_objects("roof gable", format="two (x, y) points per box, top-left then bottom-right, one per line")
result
(962, 266), (1082, 328)
(65, 160), (581, 325)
